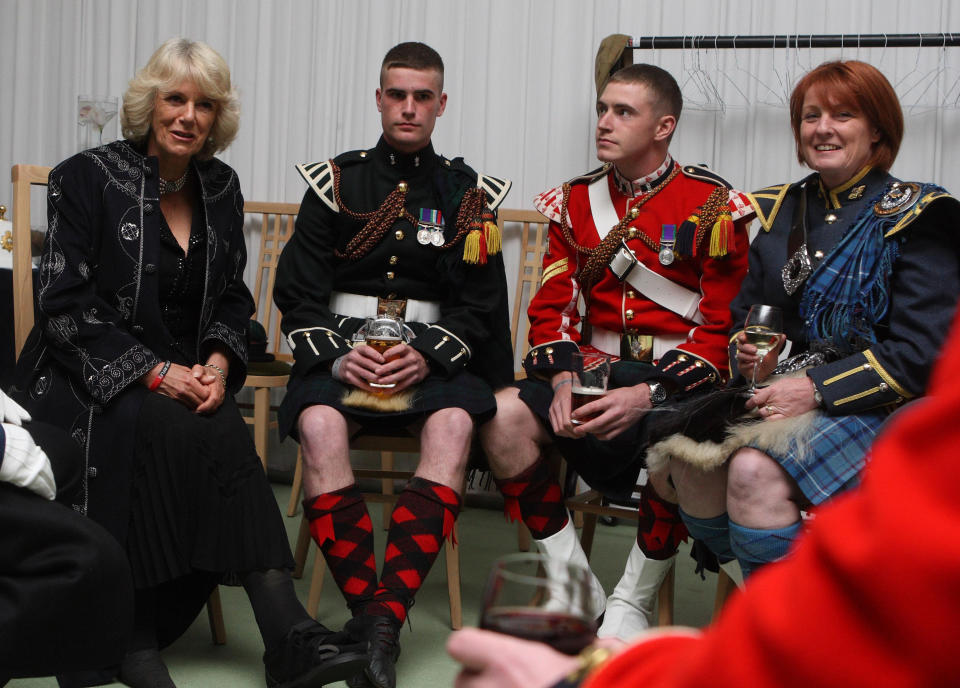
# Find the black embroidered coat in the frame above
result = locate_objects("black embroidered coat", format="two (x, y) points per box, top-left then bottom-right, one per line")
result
(12, 140), (253, 542)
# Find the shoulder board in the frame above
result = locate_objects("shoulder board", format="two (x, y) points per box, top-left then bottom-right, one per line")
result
(477, 174), (512, 211)
(680, 164), (732, 189)
(566, 164), (611, 187)
(532, 183), (564, 223)
(884, 184), (959, 237)
(746, 183), (793, 232)
(295, 160), (338, 212)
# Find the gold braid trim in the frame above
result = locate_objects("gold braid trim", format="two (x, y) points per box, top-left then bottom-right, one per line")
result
(442, 186), (485, 250)
(332, 162), (417, 261)
(562, 165), (680, 295)
(695, 187), (729, 247)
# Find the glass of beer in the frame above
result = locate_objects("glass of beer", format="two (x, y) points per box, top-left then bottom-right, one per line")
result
(744, 304), (783, 391)
(364, 316), (405, 389)
(479, 553), (600, 655)
(570, 351), (611, 425)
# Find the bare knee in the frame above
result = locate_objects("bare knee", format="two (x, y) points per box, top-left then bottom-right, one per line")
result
(727, 448), (799, 527)
(298, 405), (349, 467)
(479, 387), (545, 477)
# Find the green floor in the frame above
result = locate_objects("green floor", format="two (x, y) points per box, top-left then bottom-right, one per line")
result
(9, 477), (724, 688)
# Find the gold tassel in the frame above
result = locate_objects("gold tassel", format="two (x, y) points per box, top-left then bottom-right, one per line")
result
(483, 220), (501, 255)
(709, 212), (734, 257)
(463, 229), (482, 264)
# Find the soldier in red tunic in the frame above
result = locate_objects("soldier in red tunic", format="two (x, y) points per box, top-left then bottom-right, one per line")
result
(479, 64), (754, 639)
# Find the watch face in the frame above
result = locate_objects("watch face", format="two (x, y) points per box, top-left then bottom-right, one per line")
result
(649, 382), (666, 405)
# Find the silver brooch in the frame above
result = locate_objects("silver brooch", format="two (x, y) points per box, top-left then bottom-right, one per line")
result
(782, 243), (812, 295)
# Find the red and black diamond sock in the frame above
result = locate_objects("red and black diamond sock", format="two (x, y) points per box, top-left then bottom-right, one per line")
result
(635, 481), (688, 560)
(365, 477), (462, 624)
(494, 458), (569, 539)
(303, 483), (378, 611)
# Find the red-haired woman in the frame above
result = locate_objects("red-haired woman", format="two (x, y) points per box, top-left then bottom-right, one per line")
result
(646, 60), (960, 579)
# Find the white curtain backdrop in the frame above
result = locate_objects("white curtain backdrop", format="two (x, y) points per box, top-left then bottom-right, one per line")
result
(2, 0), (959, 308)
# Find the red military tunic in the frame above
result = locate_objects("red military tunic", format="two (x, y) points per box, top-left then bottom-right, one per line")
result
(527, 157), (753, 392)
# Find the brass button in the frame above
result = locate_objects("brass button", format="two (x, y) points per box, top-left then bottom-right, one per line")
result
(386, 271), (395, 280)
(387, 292), (397, 299)
(360, 151), (367, 158)
(863, 363), (872, 370)
(389, 255), (398, 265)
(398, 181), (408, 192)
(878, 382), (889, 392)
(694, 361), (704, 367)
(625, 309), (635, 320)
(398, 210), (405, 218)
(626, 290), (636, 299)
(545, 347), (554, 354)
(825, 213), (838, 224)
(677, 355), (688, 362)
(395, 230), (404, 240)
(442, 335), (451, 342)
(814, 250), (824, 259)
(627, 228), (638, 239)
(445, 159), (451, 166)
(629, 206), (639, 218)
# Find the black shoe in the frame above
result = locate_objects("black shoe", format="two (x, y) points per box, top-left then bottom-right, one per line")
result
(344, 615), (402, 688)
(264, 619), (369, 688)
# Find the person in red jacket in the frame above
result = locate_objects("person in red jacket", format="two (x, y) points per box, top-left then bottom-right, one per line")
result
(450, 305), (960, 688)
(479, 63), (753, 638)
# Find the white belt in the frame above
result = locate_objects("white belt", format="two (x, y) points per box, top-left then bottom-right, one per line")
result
(590, 325), (686, 362)
(329, 291), (441, 323)
(608, 242), (705, 325)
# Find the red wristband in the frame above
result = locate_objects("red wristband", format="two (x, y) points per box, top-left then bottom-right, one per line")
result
(149, 361), (171, 391)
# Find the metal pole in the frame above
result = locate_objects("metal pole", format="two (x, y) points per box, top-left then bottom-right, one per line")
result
(628, 33), (960, 50)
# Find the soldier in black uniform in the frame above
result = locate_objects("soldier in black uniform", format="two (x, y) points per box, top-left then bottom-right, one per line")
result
(274, 42), (512, 688)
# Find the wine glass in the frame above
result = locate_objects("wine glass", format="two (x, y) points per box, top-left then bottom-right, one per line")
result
(364, 316), (404, 390)
(479, 553), (601, 655)
(743, 304), (783, 391)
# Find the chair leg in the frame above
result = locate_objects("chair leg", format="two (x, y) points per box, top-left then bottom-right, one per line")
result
(253, 387), (270, 472)
(711, 568), (736, 622)
(287, 447), (304, 517)
(517, 522), (531, 551)
(380, 451), (394, 530)
(656, 563), (675, 626)
(579, 513), (599, 560)
(307, 547), (326, 620)
(293, 516), (311, 579)
(207, 587), (227, 645)
(445, 523), (462, 630)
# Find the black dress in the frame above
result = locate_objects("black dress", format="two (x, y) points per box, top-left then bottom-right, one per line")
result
(125, 203), (293, 596)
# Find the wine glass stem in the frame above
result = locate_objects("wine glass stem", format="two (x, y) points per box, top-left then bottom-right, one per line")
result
(750, 353), (765, 392)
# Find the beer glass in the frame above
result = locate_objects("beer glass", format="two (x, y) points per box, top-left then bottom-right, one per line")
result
(364, 316), (404, 389)
(570, 351), (611, 425)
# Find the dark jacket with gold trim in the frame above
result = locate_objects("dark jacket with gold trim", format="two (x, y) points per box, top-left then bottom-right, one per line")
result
(12, 140), (253, 541)
(738, 168), (960, 413)
(275, 137), (513, 394)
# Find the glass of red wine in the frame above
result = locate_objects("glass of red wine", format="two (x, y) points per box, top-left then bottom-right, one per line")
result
(478, 553), (601, 655)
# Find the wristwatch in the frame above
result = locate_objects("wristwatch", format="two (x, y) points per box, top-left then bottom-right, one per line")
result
(647, 381), (667, 406)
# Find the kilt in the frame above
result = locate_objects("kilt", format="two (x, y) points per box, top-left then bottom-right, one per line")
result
(516, 360), (655, 500)
(279, 368), (497, 441)
(756, 408), (892, 505)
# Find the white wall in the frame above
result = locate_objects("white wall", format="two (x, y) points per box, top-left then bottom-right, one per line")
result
(2, 0), (959, 306)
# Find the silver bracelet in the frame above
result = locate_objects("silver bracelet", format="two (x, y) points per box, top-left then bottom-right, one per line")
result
(204, 363), (227, 389)
(331, 354), (348, 382)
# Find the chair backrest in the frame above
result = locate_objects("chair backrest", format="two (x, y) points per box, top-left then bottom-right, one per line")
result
(243, 200), (300, 363)
(497, 208), (550, 378)
(11, 164), (52, 358)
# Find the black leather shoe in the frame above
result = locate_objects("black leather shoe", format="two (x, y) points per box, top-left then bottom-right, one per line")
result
(344, 615), (402, 688)
(264, 619), (369, 688)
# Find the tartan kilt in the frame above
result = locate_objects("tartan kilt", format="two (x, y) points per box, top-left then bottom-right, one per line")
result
(279, 368), (497, 441)
(516, 360), (655, 500)
(757, 408), (892, 505)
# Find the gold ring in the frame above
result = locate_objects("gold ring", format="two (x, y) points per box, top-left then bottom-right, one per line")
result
(765, 405), (775, 414)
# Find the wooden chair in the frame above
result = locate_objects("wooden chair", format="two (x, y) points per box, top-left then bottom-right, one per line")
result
(239, 201), (298, 471)
(497, 203), (737, 624)
(9, 163), (229, 644)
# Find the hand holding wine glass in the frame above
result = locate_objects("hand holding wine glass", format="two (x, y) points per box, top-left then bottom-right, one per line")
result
(479, 553), (601, 656)
(742, 304), (783, 392)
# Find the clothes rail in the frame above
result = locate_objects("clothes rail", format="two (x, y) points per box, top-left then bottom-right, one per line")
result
(628, 33), (960, 50)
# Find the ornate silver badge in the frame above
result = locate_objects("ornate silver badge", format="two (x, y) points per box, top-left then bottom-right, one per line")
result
(782, 243), (812, 295)
(874, 182), (921, 216)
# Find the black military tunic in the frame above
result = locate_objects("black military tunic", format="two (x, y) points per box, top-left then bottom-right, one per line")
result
(275, 137), (513, 438)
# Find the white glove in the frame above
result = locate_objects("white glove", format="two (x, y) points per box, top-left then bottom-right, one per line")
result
(0, 390), (31, 425)
(1, 423), (56, 500)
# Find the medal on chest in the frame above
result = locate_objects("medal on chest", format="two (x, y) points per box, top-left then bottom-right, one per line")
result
(658, 224), (677, 265)
(417, 208), (445, 246)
